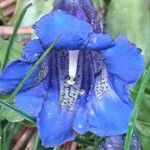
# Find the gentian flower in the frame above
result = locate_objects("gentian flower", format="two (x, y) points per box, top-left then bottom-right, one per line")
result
(0, 0), (144, 147)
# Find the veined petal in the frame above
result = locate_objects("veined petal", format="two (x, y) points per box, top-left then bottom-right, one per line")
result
(103, 35), (144, 83)
(37, 53), (76, 147)
(22, 39), (44, 63)
(15, 79), (48, 117)
(37, 100), (75, 147)
(33, 10), (113, 50)
(88, 88), (133, 136)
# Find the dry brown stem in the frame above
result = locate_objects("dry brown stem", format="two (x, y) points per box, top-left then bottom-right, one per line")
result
(12, 128), (33, 150)
(0, 26), (33, 37)
(0, 0), (16, 9)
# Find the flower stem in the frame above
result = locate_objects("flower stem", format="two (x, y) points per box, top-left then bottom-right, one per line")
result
(124, 65), (150, 150)
(1, 3), (32, 71)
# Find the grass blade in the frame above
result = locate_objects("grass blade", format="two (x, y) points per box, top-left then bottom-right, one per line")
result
(124, 65), (150, 150)
(7, 34), (61, 103)
(1, 3), (32, 70)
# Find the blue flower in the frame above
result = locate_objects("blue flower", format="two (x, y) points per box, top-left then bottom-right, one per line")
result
(0, 2), (144, 148)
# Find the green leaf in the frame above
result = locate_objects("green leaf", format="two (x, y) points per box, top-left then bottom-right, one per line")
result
(106, 0), (150, 64)
(140, 134), (150, 150)
(1, 108), (23, 122)
(136, 120), (150, 137)
(0, 96), (23, 123)
(0, 3), (29, 120)
(137, 94), (150, 124)
(132, 82), (150, 149)
(0, 100), (35, 124)
(12, 0), (55, 27)
(0, 38), (22, 71)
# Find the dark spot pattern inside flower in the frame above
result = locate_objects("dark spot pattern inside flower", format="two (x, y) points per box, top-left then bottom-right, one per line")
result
(45, 49), (110, 110)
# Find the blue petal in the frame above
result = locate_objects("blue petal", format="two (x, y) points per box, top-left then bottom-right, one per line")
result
(34, 10), (92, 49)
(112, 76), (130, 102)
(33, 10), (113, 50)
(103, 35), (144, 83)
(15, 79), (48, 117)
(73, 96), (90, 134)
(37, 100), (75, 147)
(22, 39), (44, 63)
(0, 61), (32, 94)
(88, 89), (133, 136)
(83, 33), (113, 50)
(0, 60), (45, 94)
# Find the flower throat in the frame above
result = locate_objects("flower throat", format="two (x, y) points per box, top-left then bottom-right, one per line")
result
(50, 0), (106, 110)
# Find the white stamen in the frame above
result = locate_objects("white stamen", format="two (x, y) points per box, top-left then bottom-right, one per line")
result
(69, 50), (79, 80)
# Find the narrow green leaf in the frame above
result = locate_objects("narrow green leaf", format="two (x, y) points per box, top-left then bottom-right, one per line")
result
(0, 100), (35, 124)
(140, 134), (150, 149)
(1, 3), (32, 70)
(12, 0), (54, 27)
(7, 34), (61, 103)
(1, 108), (23, 122)
(124, 65), (150, 150)
(0, 38), (22, 72)
(136, 120), (150, 137)
(2, 123), (21, 150)
(0, 38), (22, 121)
